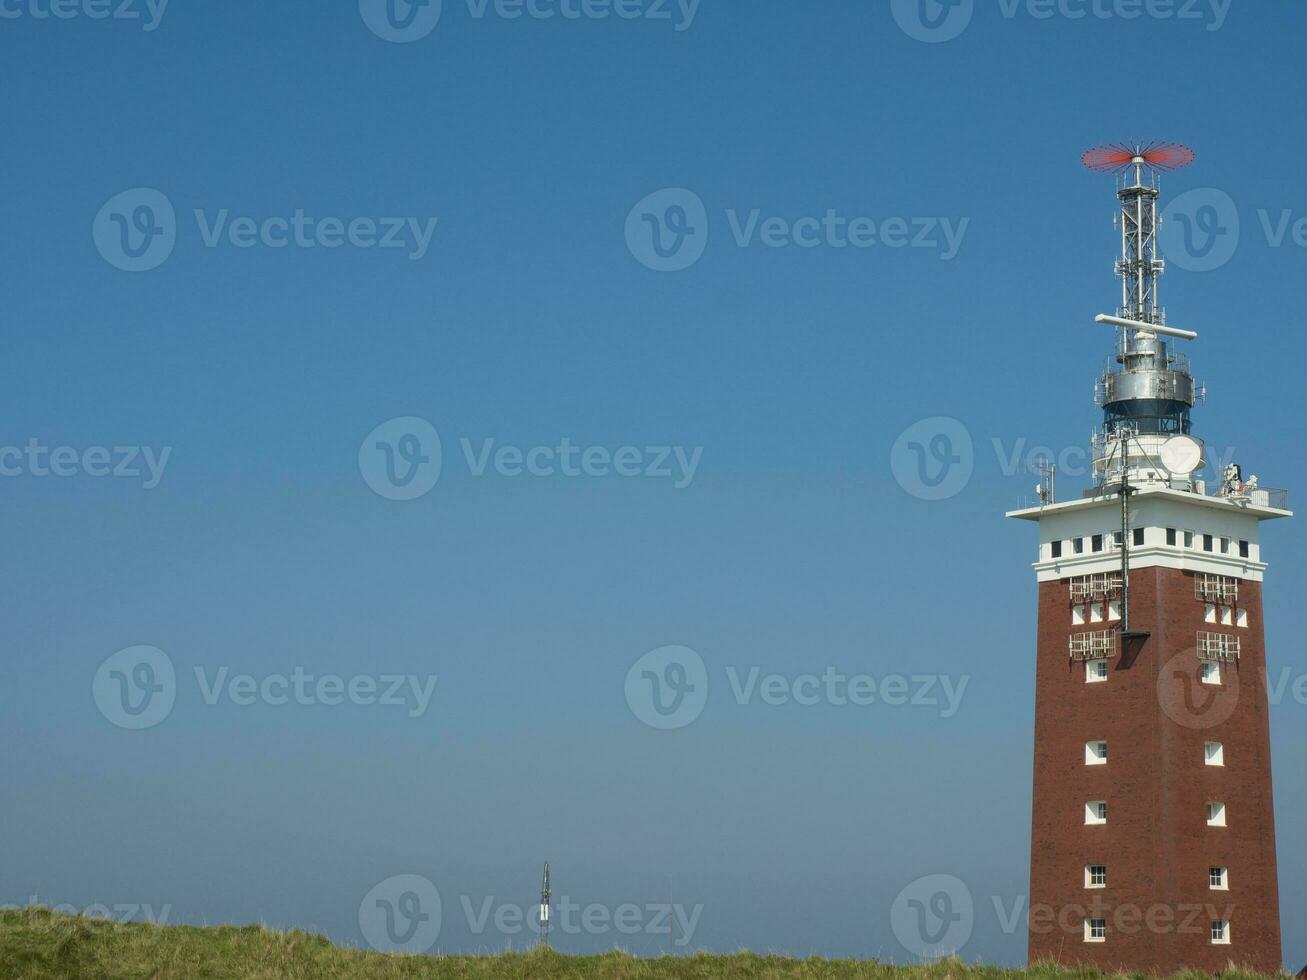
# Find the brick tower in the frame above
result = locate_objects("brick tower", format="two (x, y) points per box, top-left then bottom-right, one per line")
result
(1008, 145), (1288, 974)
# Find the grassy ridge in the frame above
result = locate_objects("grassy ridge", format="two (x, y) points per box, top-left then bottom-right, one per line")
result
(0, 907), (1285, 980)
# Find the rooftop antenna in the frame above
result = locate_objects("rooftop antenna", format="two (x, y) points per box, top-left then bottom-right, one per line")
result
(538, 863), (552, 949)
(1082, 141), (1199, 642)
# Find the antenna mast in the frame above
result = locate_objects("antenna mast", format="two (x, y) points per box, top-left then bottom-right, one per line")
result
(538, 863), (552, 949)
(1082, 141), (1199, 641)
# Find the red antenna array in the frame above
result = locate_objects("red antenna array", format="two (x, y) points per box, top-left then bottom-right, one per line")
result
(1082, 140), (1195, 173)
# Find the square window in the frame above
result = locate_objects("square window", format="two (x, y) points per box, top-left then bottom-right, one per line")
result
(1205, 742), (1224, 766)
(1236, 608), (1249, 629)
(1092, 534), (1104, 553)
(1086, 865), (1107, 888)
(1211, 920), (1230, 945)
(1072, 605), (1086, 625)
(1085, 800), (1107, 825)
(1087, 659), (1109, 683)
(1107, 600), (1121, 622)
(1085, 918), (1106, 943)
(1184, 530), (1195, 549)
(1210, 867), (1228, 890)
(1167, 528), (1178, 546)
(1207, 802), (1226, 827)
(1203, 534), (1214, 552)
(1052, 540), (1063, 559)
(1090, 603), (1104, 623)
(1133, 527), (1145, 546)
(1220, 606), (1234, 626)
(1239, 540), (1250, 558)
(1086, 740), (1108, 765)
(1074, 538), (1085, 555)
(1201, 661), (1222, 686)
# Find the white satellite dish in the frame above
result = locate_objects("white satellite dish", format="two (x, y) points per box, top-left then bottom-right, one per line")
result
(1160, 435), (1203, 476)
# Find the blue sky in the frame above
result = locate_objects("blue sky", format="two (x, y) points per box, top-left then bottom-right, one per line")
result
(3, 0), (1306, 967)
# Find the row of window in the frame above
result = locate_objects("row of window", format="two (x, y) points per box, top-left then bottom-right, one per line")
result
(1080, 865), (1228, 890)
(1082, 656), (1226, 684)
(1051, 530), (1251, 559)
(1083, 918), (1230, 944)
(1083, 741), (1227, 767)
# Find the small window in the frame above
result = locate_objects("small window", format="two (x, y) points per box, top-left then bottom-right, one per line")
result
(1239, 540), (1250, 558)
(1167, 528), (1178, 546)
(1210, 867), (1228, 890)
(1207, 801), (1226, 827)
(1052, 540), (1063, 559)
(1107, 600), (1121, 622)
(1220, 606), (1234, 626)
(1087, 659), (1109, 683)
(1092, 534), (1104, 553)
(1085, 918), (1106, 943)
(1090, 603), (1104, 623)
(1074, 538), (1085, 555)
(1133, 527), (1145, 546)
(1236, 608), (1249, 629)
(1201, 661), (1222, 686)
(1204, 603), (1218, 624)
(1220, 537), (1231, 555)
(1203, 534), (1214, 552)
(1205, 742), (1224, 766)
(1184, 530), (1195, 549)
(1085, 800), (1107, 825)
(1112, 530), (1123, 549)
(1072, 605), (1086, 625)
(1086, 740), (1108, 765)
(1211, 920), (1231, 945)
(1085, 865), (1107, 888)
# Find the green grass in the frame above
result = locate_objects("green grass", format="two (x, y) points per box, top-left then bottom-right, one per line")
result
(0, 907), (1288, 980)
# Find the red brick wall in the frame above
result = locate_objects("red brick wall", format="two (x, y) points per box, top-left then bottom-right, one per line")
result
(1028, 567), (1282, 974)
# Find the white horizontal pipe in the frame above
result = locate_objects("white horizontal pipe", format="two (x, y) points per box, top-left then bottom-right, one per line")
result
(1095, 314), (1198, 341)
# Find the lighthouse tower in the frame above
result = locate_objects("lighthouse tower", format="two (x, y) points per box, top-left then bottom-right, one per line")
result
(1008, 144), (1288, 975)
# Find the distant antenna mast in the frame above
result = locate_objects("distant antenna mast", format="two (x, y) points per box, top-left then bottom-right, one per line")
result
(538, 863), (552, 949)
